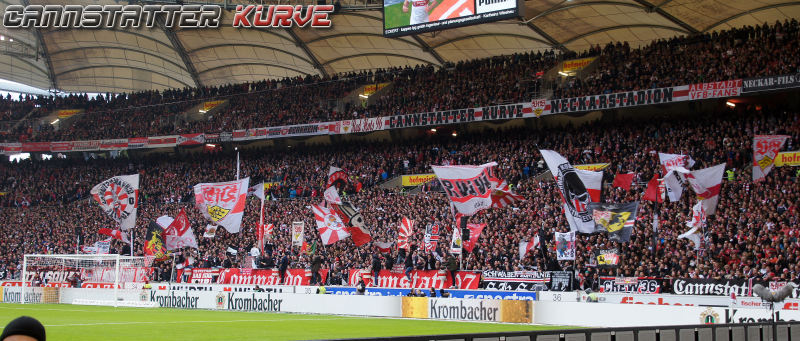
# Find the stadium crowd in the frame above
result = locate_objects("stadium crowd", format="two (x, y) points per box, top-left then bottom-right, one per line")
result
(1, 20), (797, 143)
(0, 103), (797, 291)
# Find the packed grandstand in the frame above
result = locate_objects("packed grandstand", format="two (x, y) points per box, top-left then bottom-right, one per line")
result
(0, 20), (798, 301)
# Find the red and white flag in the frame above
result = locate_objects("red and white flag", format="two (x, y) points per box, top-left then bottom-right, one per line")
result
(540, 150), (602, 233)
(685, 164), (725, 215)
(679, 202), (706, 250)
(490, 180), (524, 208)
(323, 186), (343, 205)
(162, 209), (199, 250)
(397, 217), (414, 250)
(658, 152), (695, 174)
(753, 135), (789, 182)
(450, 224), (462, 254)
(374, 241), (393, 253)
(257, 223), (273, 253)
(98, 228), (130, 244)
(90, 174), (139, 230)
(194, 177), (249, 233)
(432, 162), (498, 216)
(312, 204), (350, 245)
(462, 223), (486, 253)
(518, 236), (540, 260)
(423, 223), (441, 252)
(330, 202), (371, 246)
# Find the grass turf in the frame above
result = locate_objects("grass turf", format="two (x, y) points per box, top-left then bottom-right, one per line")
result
(0, 303), (570, 340)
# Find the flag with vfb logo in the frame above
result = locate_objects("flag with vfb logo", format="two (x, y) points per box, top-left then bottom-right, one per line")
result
(312, 204), (350, 245)
(91, 174), (139, 230)
(589, 202), (639, 243)
(162, 208), (199, 250)
(194, 178), (249, 233)
(753, 135), (789, 182)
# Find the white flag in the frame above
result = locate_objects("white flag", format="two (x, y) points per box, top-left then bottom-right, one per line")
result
(450, 225), (462, 254)
(686, 164), (725, 215)
(540, 150), (598, 233)
(555, 231), (576, 261)
(323, 186), (343, 205)
(90, 174), (139, 230)
(753, 135), (789, 182)
(432, 162), (498, 216)
(194, 177), (250, 233)
(292, 221), (304, 247)
(518, 236), (540, 260)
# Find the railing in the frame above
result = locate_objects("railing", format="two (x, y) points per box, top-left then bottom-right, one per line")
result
(326, 321), (800, 341)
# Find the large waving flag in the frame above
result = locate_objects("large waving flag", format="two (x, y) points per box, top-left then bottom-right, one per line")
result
(432, 162), (498, 216)
(589, 202), (639, 243)
(686, 164), (725, 215)
(312, 204), (350, 245)
(144, 221), (168, 261)
(98, 228), (130, 244)
(91, 174), (139, 230)
(331, 202), (371, 246)
(490, 180), (524, 208)
(162, 208), (199, 250)
(194, 177), (249, 233)
(323, 186), (343, 205)
(679, 201), (706, 250)
(540, 150), (600, 233)
(326, 166), (348, 189)
(397, 217), (414, 250)
(753, 135), (790, 182)
(374, 241), (394, 253)
(658, 152), (695, 174)
(518, 236), (540, 260)
(642, 174), (665, 203)
(463, 223), (486, 252)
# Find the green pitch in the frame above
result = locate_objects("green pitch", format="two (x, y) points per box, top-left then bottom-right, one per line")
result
(0, 303), (570, 340)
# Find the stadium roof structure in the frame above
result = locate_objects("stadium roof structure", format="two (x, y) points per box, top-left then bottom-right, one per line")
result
(0, 0), (798, 93)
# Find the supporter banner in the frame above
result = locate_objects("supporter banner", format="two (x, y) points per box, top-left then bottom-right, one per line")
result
(742, 73), (800, 93)
(178, 133), (205, 146)
(0, 143), (21, 154)
(363, 83), (389, 96)
(387, 101), (546, 130)
(100, 139), (128, 150)
(401, 174), (436, 187)
(549, 85), (687, 114)
(72, 140), (100, 152)
(687, 80), (742, 100)
(672, 278), (800, 297)
(574, 163), (610, 171)
(340, 117), (386, 134)
(481, 270), (550, 291)
(147, 136), (178, 148)
(549, 272), (573, 291)
(598, 277), (662, 294)
(326, 287), (536, 301)
(57, 109), (82, 119)
(202, 100), (225, 112)
(21, 142), (50, 152)
(775, 151), (800, 167)
(178, 268), (221, 284)
(349, 269), (480, 289)
(204, 133), (231, 144)
(49, 141), (73, 152)
(231, 129), (248, 141)
(562, 57), (596, 72)
(127, 137), (147, 149)
(215, 268), (328, 286)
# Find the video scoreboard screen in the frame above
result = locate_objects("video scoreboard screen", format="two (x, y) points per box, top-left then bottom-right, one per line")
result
(383, 0), (520, 37)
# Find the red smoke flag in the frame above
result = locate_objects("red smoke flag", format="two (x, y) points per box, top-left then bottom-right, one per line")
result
(462, 223), (486, 252)
(98, 228), (130, 244)
(642, 175), (665, 203)
(397, 217), (414, 250)
(312, 204), (350, 245)
(518, 236), (539, 260)
(612, 173), (634, 191)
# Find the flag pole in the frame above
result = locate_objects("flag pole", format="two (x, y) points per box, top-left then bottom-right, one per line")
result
(130, 228), (134, 257)
(235, 148), (240, 180)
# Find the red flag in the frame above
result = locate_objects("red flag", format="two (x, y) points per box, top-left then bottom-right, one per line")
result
(257, 223), (273, 253)
(518, 236), (539, 260)
(612, 173), (634, 190)
(463, 223), (486, 252)
(642, 175), (664, 203)
(397, 217), (414, 250)
(98, 228), (130, 244)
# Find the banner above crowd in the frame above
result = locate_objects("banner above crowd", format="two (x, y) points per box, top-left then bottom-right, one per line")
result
(0, 78), (750, 155)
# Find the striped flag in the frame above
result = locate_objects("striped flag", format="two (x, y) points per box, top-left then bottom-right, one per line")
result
(518, 236), (540, 260)
(397, 217), (414, 250)
(98, 228), (130, 244)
